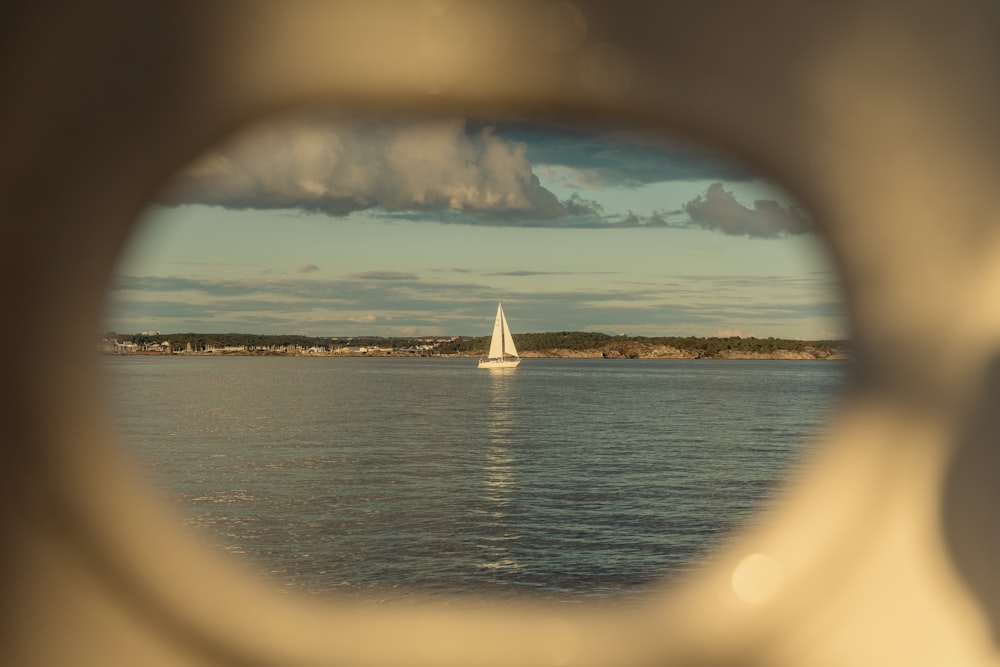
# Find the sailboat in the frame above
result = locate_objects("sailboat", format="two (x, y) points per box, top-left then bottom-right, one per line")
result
(478, 303), (521, 369)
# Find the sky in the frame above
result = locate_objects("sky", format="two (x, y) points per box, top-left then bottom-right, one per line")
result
(105, 115), (846, 340)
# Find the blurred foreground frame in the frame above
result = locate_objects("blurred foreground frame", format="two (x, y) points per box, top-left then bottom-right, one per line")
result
(3, 1), (1000, 665)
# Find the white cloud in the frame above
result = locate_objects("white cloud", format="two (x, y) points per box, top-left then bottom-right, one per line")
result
(159, 119), (808, 236)
(164, 117), (578, 221)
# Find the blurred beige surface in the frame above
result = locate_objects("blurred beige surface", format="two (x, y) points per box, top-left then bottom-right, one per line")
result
(3, 1), (1000, 665)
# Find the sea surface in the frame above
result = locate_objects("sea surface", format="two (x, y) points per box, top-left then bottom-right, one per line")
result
(104, 356), (847, 602)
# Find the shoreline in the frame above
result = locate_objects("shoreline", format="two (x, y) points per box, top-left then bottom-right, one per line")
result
(107, 349), (850, 361)
(103, 332), (850, 361)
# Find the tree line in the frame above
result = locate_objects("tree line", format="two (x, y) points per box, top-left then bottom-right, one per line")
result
(105, 331), (849, 358)
(104, 332), (433, 350)
(428, 332), (849, 357)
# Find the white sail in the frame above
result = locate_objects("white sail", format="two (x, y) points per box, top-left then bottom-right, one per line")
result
(479, 303), (521, 369)
(500, 307), (518, 357)
(488, 305), (505, 358)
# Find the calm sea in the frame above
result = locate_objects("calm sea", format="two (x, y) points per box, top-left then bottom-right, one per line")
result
(104, 356), (847, 601)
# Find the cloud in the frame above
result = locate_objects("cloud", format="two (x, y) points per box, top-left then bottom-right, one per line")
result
(349, 271), (419, 281)
(163, 117), (603, 223)
(107, 270), (843, 339)
(113, 275), (258, 297)
(298, 263), (319, 273)
(159, 117), (756, 230)
(484, 269), (618, 277)
(684, 183), (813, 237)
(620, 210), (672, 227)
(488, 270), (556, 277)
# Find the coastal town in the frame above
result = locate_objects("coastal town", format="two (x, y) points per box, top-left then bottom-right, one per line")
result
(100, 333), (460, 357)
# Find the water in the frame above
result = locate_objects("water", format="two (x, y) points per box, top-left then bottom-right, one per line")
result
(104, 356), (847, 601)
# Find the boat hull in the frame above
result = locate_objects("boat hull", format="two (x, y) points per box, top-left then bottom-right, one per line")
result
(477, 357), (521, 369)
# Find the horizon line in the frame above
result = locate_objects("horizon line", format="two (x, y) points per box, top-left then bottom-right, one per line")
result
(104, 330), (850, 343)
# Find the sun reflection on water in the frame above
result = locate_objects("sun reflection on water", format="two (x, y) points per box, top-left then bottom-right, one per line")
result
(480, 370), (522, 573)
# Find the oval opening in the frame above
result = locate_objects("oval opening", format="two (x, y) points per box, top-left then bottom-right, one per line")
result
(101, 113), (849, 602)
